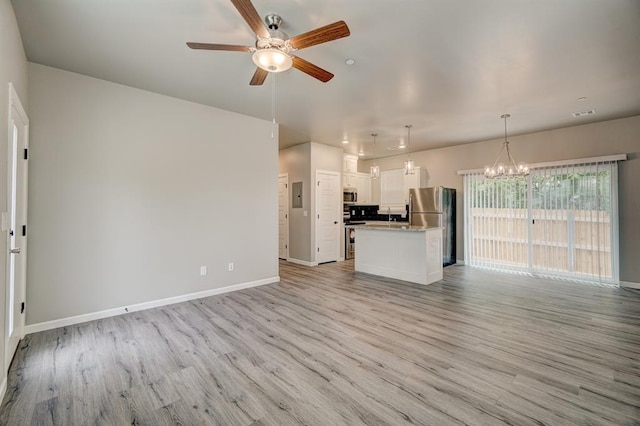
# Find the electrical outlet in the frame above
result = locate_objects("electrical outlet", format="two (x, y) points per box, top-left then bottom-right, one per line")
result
(228, 262), (234, 272)
(200, 266), (207, 276)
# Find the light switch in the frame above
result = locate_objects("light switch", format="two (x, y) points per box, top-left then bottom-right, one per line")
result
(303, 210), (308, 217)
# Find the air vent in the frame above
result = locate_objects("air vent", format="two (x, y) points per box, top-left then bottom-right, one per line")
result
(572, 109), (596, 118)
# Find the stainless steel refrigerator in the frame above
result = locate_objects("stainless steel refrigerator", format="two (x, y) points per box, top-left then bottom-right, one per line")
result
(409, 187), (456, 267)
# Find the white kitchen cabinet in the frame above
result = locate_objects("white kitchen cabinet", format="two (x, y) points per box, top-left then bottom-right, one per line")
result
(380, 169), (405, 207)
(356, 173), (371, 203)
(343, 155), (358, 173)
(355, 226), (443, 285)
(343, 172), (357, 189)
(380, 167), (427, 208)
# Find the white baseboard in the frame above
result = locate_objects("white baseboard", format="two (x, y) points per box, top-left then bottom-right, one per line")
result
(286, 258), (318, 267)
(620, 281), (640, 289)
(0, 375), (6, 405)
(25, 276), (280, 335)
(455, 259), (466, 265)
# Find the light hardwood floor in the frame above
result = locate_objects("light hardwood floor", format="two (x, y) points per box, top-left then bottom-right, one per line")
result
(1, 261), (639, 425)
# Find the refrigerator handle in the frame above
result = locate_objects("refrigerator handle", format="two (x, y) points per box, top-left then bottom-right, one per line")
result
(408, 192), (412, 226)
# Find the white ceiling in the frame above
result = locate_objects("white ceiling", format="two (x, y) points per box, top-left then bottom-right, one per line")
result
(12, 0), (640, 158)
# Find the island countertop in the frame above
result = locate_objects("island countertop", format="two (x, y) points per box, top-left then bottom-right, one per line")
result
(347, 222), (442, 232)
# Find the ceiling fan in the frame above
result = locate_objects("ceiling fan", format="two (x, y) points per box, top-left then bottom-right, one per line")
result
(187, 0), (350, 85)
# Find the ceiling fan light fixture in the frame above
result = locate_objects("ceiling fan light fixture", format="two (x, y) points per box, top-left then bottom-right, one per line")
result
(252, 48), (293, 72)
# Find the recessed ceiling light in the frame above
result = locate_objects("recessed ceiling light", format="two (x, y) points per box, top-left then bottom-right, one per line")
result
(342, 139), (349, 144)
(345, 58), (355, 65)
(358, 151), (365, 156)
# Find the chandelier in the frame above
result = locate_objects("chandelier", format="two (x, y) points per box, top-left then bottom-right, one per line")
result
(484, 114), (529, 178)
(403, 125), (415, 175)
(370, 133), (380, 179)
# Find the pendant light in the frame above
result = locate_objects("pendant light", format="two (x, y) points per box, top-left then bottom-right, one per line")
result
(484, 114), (529, 178)
(403, 125), (415, 175)
(370, 133), (380, 179)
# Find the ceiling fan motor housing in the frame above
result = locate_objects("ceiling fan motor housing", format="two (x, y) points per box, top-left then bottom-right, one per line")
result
(265, 14), (282, 30)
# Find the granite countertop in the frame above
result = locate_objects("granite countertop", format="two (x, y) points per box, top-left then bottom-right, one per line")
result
(348, 222), (442, 232)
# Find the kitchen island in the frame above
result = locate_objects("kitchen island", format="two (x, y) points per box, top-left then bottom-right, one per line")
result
(354, 223), (443, 285)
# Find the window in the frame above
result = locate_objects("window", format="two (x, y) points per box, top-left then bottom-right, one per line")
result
(464, 160), (619, 284)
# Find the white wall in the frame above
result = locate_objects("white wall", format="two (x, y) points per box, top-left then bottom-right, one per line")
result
(26, 63), (278, 325)
(279, 143), (311, 262)
(278, 142), (343, 263)
(361, 115), (640, 283)
(0, 0), (29, 394)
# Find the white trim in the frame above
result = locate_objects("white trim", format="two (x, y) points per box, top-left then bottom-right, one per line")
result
(24, 276), (279, 335)
(457, 154), (627, 175)
(8, 83), (29, 125)
(278, 173), (289, 260)
(0, 376), (6, 404)
(455, 259), (466, 265)
(286, 258), (318, 267)
(6, 82), (30, 372)
(621, 281), (640, 289)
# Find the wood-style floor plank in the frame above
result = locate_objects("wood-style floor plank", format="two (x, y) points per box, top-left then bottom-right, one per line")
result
(1, 261), (640, 425)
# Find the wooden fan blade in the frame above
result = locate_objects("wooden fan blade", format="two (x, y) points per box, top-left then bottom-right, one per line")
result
(289, 21), (350, 50)
(250, 67), (269, 86)
(187, 42), (251, 52)
(230, 0), (269, 39)
(292, 56), (334, 83)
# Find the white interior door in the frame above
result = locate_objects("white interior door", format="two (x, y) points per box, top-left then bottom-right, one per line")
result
(5, 84), (29, 370)
(278, 174), (289, 260)
(315, 171), (340, 264)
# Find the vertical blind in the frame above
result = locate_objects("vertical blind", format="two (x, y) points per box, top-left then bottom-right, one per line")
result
(464, 160), (619, 284)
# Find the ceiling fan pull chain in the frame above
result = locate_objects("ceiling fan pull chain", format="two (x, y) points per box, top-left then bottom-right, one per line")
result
(271, 73), (276, 139)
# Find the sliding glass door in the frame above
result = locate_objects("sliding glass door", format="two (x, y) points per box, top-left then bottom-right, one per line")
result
(464, 161), (619, 284)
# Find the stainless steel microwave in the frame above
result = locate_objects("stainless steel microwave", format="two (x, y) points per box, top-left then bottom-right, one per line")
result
(343, 190), (357, 202)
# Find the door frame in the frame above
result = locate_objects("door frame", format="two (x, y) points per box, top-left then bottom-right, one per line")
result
(5, 82), (29, 370)
(314, 170), (341, 264)
(278, 173), (289, 260)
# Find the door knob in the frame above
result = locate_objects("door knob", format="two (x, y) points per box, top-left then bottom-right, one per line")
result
(10, 248), (21, 254)
(334, 221), (338, 224)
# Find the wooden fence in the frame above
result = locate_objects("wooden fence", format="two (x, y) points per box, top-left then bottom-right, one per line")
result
(470, 208), (611, 278)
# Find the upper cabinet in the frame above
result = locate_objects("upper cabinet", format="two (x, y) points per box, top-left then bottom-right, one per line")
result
(343, 155), (358, 173)
(343, 155), (372, 202)
(343, 172), (357, 189)
(380, 167), (427, 208)
(343, 154), (359, 189)
(380, 169), (405, 206)
(356, 173), (372, 204)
